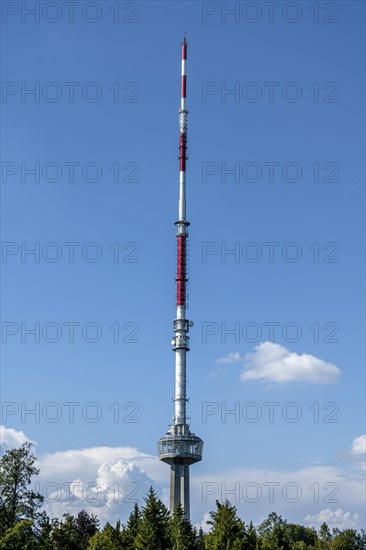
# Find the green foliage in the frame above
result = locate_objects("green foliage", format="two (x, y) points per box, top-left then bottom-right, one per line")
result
(287, 523), (318, 547)
(36, 511), (54, 549)
(0, 520), (37, 549)
(204, 500), (246, 549)
(196, 527), (206, 550)
(87, 531), (119, 550)
(134, 486), (170, 550)
(257, 512), (291, 550)
(122, 503), (142, 549)
(330, 528), (365, 549)
(50, 510), (99, 549)
(86, 521), (125, 550)
(0, 442), (44, 534)
(243, 520), (257, 550)
(169, 502), (197, 550)
(317, 522), (332, 549)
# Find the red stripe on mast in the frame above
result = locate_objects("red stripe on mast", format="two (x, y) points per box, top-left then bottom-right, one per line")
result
(179, 134), (186, 171)
(176, 235), (187, 306)
(182, 37), (187, 60)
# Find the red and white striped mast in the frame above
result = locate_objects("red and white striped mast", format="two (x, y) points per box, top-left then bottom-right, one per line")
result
(158, 36), (203, 519)
(175, 35), (189, 426)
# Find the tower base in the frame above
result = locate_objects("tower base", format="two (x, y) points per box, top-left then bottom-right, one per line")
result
(170, 461), (190, 517)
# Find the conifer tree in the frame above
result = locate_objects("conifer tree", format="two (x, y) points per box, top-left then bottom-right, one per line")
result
(134, 487), (170, 550)
(205, 500), (246, 550)
(168, 502), (196, 550)
(317, 522), (332, 550)
(243, 520), (257, 550)
(257, 512), (291, 550)
(196, 527), (206, 550)
(122, 503), (142, 549)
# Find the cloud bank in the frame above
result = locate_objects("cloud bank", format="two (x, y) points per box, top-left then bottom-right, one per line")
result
(35, 445), (166, 524)
(0, 425), (36, 449)
(351, 434), (366, 455)
(1, 426), (364, 530)
(236, 342), (340, 384)
(304, 508), (359, 530)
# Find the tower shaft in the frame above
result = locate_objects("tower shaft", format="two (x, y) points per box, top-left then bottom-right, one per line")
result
(158, 37), (203, 520)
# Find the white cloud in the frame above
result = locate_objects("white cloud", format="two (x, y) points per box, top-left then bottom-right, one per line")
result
(0, 425), (35, 449)
(217, 352), (243, 364)
(351, 435), (366, 455)
(192, 464), (364, 530)
(35, 445), (166, 525)
(304, 508), (359, 530)
(348, 434), (366, 472)
(194, 512), (211, 533)
(240, 342), (340, 384)
(2, 427), (364, 529)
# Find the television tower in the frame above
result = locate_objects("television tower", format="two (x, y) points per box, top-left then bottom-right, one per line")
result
(157, 37), (203, 519)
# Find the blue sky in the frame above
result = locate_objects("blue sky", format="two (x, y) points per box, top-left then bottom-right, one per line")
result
(1, 0), (365, 531)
